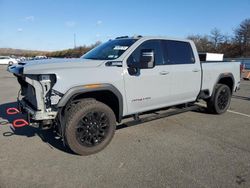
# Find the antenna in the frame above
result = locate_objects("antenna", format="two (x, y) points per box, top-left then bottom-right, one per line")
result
(74, 33), (76, 48)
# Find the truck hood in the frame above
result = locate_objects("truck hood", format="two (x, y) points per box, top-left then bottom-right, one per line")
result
(8, 58), (105, 75)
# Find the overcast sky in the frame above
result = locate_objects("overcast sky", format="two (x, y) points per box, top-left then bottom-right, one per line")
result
(0, 0), (249, 51)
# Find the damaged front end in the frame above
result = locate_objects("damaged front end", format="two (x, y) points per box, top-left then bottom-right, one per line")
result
(8, 64), (62, 129)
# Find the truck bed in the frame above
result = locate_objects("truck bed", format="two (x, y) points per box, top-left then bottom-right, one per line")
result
(201, 61), (241, 95)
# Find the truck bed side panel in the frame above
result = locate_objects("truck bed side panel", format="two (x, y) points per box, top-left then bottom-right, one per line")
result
(201, 62), (240, 96)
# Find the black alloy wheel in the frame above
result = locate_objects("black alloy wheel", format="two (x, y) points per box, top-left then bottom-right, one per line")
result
(206, 84), (232, 114)
(217, 87), (230, 111)
(65, 99), (116, 155)
(76, 111), (110, 147)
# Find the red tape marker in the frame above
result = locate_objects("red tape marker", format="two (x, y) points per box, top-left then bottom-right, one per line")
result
(12, 119), (29, 128)
(6, 108), (20, 115)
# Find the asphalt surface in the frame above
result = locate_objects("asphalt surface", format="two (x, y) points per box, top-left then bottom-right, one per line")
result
(0, 65), (250, 188)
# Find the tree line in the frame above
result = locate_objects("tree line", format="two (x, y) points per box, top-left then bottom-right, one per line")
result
(187, 18), (250, 58)
(45, 42), (101, 58)
(2, 18), (249, 58)
(48, 18), (249, 58)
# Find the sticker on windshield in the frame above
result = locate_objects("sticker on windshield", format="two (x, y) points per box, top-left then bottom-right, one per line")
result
(108, 55), (119, 59)
(113, 46), (129, 50)
(108, 55), (115, 58)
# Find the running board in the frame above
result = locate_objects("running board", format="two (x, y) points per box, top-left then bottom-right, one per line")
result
(117, 105), (199, 129)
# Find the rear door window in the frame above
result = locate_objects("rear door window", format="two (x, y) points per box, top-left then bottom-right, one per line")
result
(161, 40), (195, 64)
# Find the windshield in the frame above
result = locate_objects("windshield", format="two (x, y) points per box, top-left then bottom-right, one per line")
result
(82, 39), (137, 60)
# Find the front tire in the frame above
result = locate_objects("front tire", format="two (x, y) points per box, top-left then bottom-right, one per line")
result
(206, 84), (231, 114)
(65, 99), (116, 155)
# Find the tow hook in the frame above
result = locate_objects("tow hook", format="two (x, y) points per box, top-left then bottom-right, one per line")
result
(13, 119), (29, 128)
(6, 107), (29, 128)
(6, 107), (20, 115)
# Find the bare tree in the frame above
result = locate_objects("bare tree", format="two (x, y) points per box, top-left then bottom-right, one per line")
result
(210, 28), (224, 51)
(234, 18), (250, 57)
(187, 35), (213, 52)
(222, 33), (232, 44)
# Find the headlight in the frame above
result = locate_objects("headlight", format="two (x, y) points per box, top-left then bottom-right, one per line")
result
(38, 74), (57, 87)
(38, 74), (58, 108)
(39, 74), (51, 82)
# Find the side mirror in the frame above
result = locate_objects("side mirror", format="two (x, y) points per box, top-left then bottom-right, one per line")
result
(139, 49), (155, 69)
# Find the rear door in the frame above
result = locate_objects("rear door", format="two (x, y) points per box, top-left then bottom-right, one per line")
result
(161, 40), (201, 104)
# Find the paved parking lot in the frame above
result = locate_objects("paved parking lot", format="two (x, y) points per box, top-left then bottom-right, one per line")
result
(0, 65), (250, 188)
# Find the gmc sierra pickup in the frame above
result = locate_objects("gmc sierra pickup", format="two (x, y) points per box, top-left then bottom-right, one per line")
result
(8, 36), (241, 155)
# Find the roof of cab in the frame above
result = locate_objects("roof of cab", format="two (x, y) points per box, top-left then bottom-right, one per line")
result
(114, 35), (193, 43)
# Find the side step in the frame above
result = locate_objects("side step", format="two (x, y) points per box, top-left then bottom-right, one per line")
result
(117, 104), (199, 129)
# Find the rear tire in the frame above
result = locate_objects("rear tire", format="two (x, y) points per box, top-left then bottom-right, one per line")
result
(206, 84), (231, 114)
(65, 99), (116, 155)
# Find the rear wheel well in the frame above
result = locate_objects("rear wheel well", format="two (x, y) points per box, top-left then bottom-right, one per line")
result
(217, 76), (234, 93)
(66, 90), (120, 122)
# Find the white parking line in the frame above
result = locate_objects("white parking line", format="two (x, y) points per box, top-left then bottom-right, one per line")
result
(227, 110), (250, 118)
(197, 103), (250, 118)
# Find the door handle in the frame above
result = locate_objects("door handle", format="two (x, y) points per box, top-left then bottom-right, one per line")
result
(160, 71), (170, 75)
(192, 69), (200, 72)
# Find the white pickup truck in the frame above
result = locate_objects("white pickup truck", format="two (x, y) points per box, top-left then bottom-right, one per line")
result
(8, 36), (241, 155)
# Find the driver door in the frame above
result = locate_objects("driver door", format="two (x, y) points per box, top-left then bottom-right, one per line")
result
(123, 40), (172, 115)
